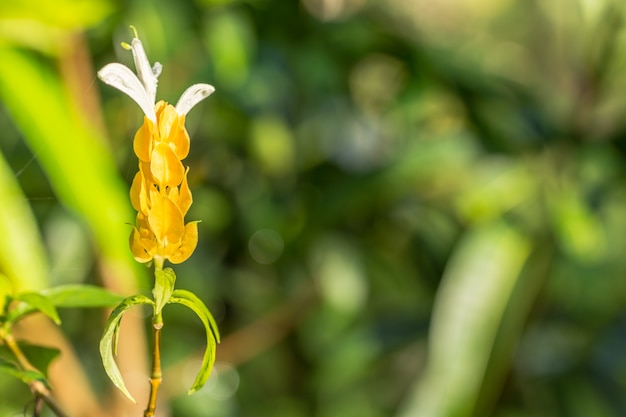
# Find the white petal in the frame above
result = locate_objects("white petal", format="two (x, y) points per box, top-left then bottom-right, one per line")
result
(98, 63), (156, 122)
(175, 83), (215, 115)
(152, 62), (162, 78)
(130, 38), (159, 105)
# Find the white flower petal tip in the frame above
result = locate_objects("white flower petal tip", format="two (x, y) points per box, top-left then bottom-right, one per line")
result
(99, 27), (215, 122)
(97, 63), (157, 122)
(130, 37), (159, 105)
(175, 84), (216, 115)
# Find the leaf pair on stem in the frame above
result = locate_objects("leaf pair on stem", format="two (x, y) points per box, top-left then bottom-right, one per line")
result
(99, 264), (220, 404)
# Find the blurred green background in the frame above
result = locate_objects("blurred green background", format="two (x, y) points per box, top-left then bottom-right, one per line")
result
(2, 0), (626, 416)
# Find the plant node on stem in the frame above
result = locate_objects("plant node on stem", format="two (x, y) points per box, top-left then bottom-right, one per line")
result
(144, 317), (163, 417)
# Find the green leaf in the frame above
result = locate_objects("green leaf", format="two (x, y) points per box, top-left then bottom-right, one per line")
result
(397, 222), (531, 417)
(41, 284), (124, 308)
(100, 294), (154, 403)
(0, 0), (113, 32)
(0, 362), (47, 387)
(0, 146), (49, 293)
(0, 343), (60, 378)
(2, 285), (120, 328)
(153, 267), (176, 316)
(8, 292), (61, 325)
(169, 289), (220, 395)
(20, 344), (61, 376)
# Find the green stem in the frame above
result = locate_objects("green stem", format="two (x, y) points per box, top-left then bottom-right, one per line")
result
(145, 258), (165, 417)
(144, 320), (163, 417)
(2, 331), (68, 417)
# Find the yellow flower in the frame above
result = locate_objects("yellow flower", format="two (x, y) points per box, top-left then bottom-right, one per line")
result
(98, 29), (214, 264)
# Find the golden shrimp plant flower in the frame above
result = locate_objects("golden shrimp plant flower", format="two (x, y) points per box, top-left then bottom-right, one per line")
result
(98, 31), (214, 265)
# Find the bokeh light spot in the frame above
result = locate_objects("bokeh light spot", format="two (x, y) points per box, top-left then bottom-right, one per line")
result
(248, 229), (284, 264)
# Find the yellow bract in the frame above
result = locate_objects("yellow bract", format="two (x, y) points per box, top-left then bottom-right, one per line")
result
(129, 101), (198, 264)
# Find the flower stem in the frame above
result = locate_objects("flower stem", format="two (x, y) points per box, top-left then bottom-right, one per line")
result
(145, 258), (165, 417)
(144, 319), (163, 417)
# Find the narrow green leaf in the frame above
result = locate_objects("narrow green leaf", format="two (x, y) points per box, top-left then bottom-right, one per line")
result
(0, 363), (47, 387)
(2, 285), (121, 328)
(8, 292), (61, 325)
(41, 284), (124, 308)
(0, 343), (60, 378)
(397, 222), (531, 417)
(169, 289), (220, 395)
(153, 267), (176, 315)
(0, 150), (49, 293)
(100, 294), (154, 403)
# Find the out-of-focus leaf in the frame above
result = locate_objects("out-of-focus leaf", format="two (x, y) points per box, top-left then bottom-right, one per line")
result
(455, 158), (537, 223)
(0, 149), (48, 292)
(550, 185), (606, 263)
(203, 9), (255, 89)
(2, 285), (121, 328)
(0, 274), (13, 313)
(0, 362), (47, 387)
(8, 292), (60, 325)
(0, 0), (113, 30)
(100, 294), (154, 402)
(41, 284), (124, 308)
(250, 114), (295, 178)
(397, 221), (531, 417)
(0, 343), (60, 378)
(0, 47), (148, 292)
(169, 289), (220, 395)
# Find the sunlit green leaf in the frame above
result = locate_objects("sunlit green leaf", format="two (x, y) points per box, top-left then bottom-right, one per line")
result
(0, 0), (113, 31)
(100, 294), (154, 402)
(169, 289), (220, 394)
(8, 292), (60, 325)
(153, 267), (176, 315)
(0, 148), (48, 293)
(41, 284), (124, 308)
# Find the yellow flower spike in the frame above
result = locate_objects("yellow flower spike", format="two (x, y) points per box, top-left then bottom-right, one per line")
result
(99, 29), (215, 265)
(169, 120), (191, 160)
(139, 160), (155, 184)
(153, 103), (190, 160)
(155, 100), (167, 114)
(130, 169), (152, 215)
(157, 104), (178, 142)
(130, 171), (144, 212)
(130, 213), (158, 262)
(178, 168), (193, 215)
(130, 226), (154, 263)
(169, 221), (200, 264)
(147, 193), (185, 245)
(133, 117), (154, 161)
(150, 143), (185, 189)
